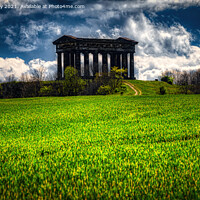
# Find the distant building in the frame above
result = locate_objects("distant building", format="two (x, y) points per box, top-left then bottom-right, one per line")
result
(53, 35), (138, 79)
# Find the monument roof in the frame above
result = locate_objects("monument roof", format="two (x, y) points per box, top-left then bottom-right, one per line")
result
(53, 35), (138, 45)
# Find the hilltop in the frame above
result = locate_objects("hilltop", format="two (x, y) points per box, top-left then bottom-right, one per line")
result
(124, 80), (180, 95)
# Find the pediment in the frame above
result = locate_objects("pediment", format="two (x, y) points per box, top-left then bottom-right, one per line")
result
(117, 37), (138, 44)
(53, 35), (77, 45)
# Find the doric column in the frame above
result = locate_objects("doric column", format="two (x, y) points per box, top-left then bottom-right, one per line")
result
(93, 51), (98, 76)
(122, 53), (128, 69)
(57, 52), (62, 80)
(113, 53), (117, 67)
(130, 53), (135, 79)
(102, 52), (108, 73)
(117, 53), (121, 69)
(122, 53), (128, 78)
(110, 52), (115, 68)
(84, 51), (89, 78)
(75, 51), (81, 76)
(64, 52), (70, 72)
(70, 52), (75, 67)
(113, 52), (121, 69)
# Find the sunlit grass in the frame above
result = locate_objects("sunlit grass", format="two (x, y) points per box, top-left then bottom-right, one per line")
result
(0, 95), (199, 199)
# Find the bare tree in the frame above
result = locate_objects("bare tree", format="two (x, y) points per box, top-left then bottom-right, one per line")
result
(162, 70), (174, 77)
(176, 71), (189, 94)
(20, 73), (30, 82)
(171, 69), (180, 84)
(45, 71), (57, 81)
(5, 74), (16, 82)
(193, 69), (200, 85)
(180, 71), (189, 84)
(161, 68), (200, 94)
(30, 66), (46, 82)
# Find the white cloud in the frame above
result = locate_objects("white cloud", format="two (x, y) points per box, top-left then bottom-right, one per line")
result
(0, 57), (29, 82)
(0, 57), (56, 82)
(96, 29), (109, 39)
(110, 27), (121, 38)
(5, 21), (62, 52)
(28, 59), (57, 78)
(146, 0), (200, 10)
(80, 13), (199, 80)
(124, 13), (192, 57)
(135, 46), (200, 80)
(67, 0), (200, 20)
(115, 13), (200, 80)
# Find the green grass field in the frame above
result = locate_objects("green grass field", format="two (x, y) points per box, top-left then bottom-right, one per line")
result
(0, 94), (199, 199)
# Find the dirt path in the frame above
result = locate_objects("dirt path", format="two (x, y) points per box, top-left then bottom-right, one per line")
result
(123, 81), (142, 96)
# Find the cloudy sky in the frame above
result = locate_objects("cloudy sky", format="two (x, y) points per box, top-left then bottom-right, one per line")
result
(0, 0), (200, 81)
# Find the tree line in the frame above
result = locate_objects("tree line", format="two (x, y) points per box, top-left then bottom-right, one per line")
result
(0, 66), (127, 98)
(161, 69), (200, 94)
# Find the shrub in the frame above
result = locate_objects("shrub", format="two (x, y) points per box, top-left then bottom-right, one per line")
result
(114, 88), (120, 93)
(160, 86), (166, 95)
(120, 85), (127, 92)
(39, 85), (53, 96)
(161, 76), (173, 85)
(64, 66), (86, 96)
(97, 85), (112, 95)
(1, 81), (24, 98)
(95, 67), (127, 94)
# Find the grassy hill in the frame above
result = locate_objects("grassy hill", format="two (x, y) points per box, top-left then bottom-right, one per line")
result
(126, 80), (180, 95)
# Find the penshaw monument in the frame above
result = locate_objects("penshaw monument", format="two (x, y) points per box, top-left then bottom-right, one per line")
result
(53, 35), (138, 79)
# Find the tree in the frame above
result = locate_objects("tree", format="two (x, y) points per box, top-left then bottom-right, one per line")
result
(160, 86), (166, 95)
(190, 69), (200, 85)
(39, 85), (53, 96)
(97, 85), (112, 95)
(179, 71), (190, 94)
(63, 66), (86, 96)
(20, 73), (30, 82)
(160, 68), (200, 94)
(110, 66), (127, 90)
(5, 74), (16, 82)
(161, 76), (173, 85)
(162, 70), (173, 77)
(0, 84), (3, 98)
(171, 69), (181, 84)
(95, 66), (127, 94)
(30, 66), (46, 82)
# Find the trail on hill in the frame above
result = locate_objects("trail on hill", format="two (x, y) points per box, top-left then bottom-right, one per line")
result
(123, 81), (142, 96)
